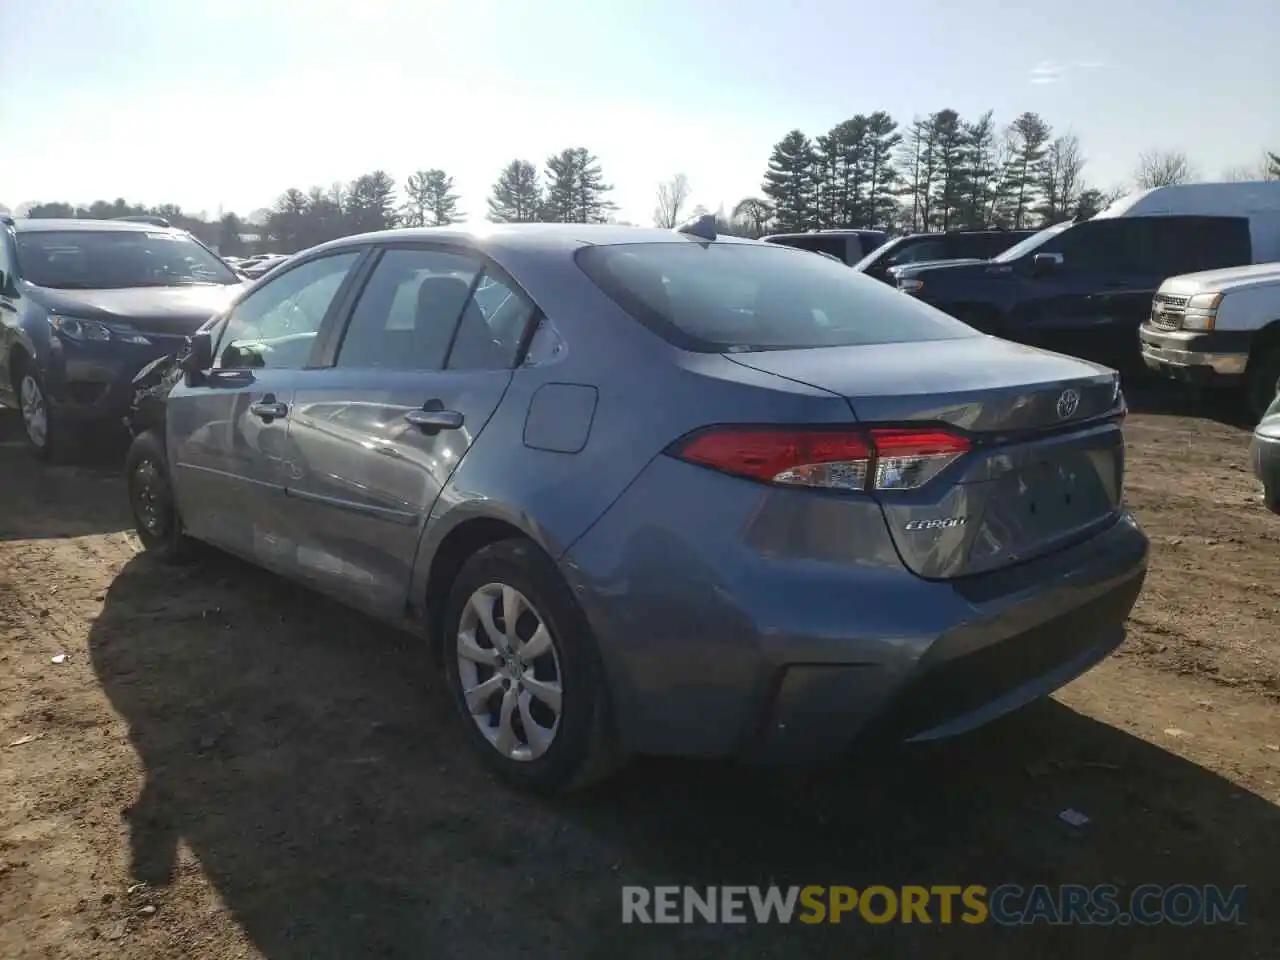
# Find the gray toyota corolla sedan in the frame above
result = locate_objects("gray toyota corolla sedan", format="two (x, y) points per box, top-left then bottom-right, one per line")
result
(123, 217), (1149, 792)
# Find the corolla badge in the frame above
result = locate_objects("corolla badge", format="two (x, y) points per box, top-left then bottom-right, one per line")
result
(1056, 388), (1081, 420)
(904, 516), (969, 531)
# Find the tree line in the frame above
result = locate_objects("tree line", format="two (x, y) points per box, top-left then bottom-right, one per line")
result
(20, 146), (618, 256)
(12, 122), (1280, 255)
(746, 110), (1115, 236)
(730, 117), (1280, 237)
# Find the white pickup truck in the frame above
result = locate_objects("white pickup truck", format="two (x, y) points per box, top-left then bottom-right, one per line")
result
(1138, 263), (1280, 417)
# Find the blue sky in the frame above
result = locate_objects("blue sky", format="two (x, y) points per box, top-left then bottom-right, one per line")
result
(1, 0), (1277, 223)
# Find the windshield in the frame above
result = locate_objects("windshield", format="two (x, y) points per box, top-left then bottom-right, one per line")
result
(15, 229), (240, 289)
(991, 221), (1073, 263)
(576, 241), (980, 352)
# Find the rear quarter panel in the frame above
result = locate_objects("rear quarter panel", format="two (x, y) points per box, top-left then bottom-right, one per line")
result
(408, 241), (859, 602)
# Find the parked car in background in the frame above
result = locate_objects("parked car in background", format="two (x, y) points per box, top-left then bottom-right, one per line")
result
(1139, 263), (1280, 418)
(897, 182), (1280, 371)
(1251, 390), (1280, 512)
(854, 229), (1034, 284)
(0, 217), (244, 459)
(761, 228), (888, 266)
(111, 215), (175, 228)
(240, 253), (291, 279)
(123, 220), (1146, 793)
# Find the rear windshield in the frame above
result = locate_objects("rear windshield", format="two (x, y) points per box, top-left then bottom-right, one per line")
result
(15, 229), (239, 290)
(576, 241), (979, 352)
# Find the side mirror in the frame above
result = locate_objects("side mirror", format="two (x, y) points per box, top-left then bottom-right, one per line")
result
(1032, 252), (1063, 276)
(181, 330), (214, 378)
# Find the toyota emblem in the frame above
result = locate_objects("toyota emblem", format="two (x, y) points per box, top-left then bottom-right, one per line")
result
(1056, 388), (1081, 420)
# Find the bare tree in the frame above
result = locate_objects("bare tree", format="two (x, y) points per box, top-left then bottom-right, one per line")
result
(1222, 151), (1280, 182)
(1038, 134), (1086, 224)
(654, 173), (691, 228)
(1134, 149), (1196, 189)
(731, 196), (773, 237)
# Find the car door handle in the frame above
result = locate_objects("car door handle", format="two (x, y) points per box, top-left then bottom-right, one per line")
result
(249, 399), (289, 421)
(404, 408), (464, 431)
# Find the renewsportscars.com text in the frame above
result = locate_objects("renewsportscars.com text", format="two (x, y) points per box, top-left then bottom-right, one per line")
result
(621, 884), (1247, 926)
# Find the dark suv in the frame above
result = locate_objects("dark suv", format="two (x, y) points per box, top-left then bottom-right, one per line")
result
(0, 217), (243, 459)
(854, 229), (1035, 284)
(761, 229), (889, 266)
(896, 215), (1253, 370)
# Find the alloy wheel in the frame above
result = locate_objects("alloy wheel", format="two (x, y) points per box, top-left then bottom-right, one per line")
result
(456, 582), (563, 761)
(19, 375), (47, 448)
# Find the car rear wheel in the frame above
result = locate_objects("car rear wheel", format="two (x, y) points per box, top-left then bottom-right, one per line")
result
(125, 430), (194, 563)
(442, 538), (625, 793)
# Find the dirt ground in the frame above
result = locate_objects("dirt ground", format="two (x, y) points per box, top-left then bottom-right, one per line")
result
(1, 387), (1277, 960)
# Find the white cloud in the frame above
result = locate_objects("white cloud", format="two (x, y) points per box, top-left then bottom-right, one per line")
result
(1029, 60), (1066, 85)
(1029, 59), (1104, 85)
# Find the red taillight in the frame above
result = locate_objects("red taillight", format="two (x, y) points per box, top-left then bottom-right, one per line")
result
(866, 428), (971, 490)
(672, 426), (970, 492)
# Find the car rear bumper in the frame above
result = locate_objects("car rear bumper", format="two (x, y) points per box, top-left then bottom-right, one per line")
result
(1139, 324), (1249, 384)
(563, 455), (1149, 762)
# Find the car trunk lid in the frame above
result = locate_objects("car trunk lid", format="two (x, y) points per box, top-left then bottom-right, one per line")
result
(726, 336), (1125, 579)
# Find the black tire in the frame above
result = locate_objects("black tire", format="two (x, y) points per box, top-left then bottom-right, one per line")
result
(14, 364), (75, 463)
(441, 538), (626, 793)
(125, 430), (194, 563)
(1247, 344), (1280, 422)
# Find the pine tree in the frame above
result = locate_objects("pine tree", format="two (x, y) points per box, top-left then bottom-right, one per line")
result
(1269, 151), (1280, 178)
(1073, 188), (1106, 219)
(217, 213), (243, 256)
(816, 116), (870, 228)
(863, 112), (902, 229)
(418, 169), (461, 226)
(543, 148), (615, 223)
(487, 160), (543, 222)
(304, 186), (345, 246)
(927, 110), (966, 231)
(1002, 112), (1052, 229)
(345, 171), (399, 233)
(956, 111), (998, 229)
(401, 170), (433, 227)
(267, 188), (310, 251)
(761, 130), (817, 231)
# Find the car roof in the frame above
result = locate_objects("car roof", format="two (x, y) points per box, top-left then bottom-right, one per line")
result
(305, 222), (762, 258)
(763, 229), (884, 240)
(12, 218), (183, 235)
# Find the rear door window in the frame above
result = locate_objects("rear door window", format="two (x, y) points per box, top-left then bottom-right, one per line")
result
(577, 241), (979, 352)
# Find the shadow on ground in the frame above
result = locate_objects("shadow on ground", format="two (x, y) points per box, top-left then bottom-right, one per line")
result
(0, 410), (132, 540)
(88, 550), (1279, 959)
(1121, 375), (1256, 430)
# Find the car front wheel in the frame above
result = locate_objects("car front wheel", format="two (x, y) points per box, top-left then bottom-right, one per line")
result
(17, 369), (70, 461)
(125, 430), (193, 563)
(442, 538), (624, 793)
